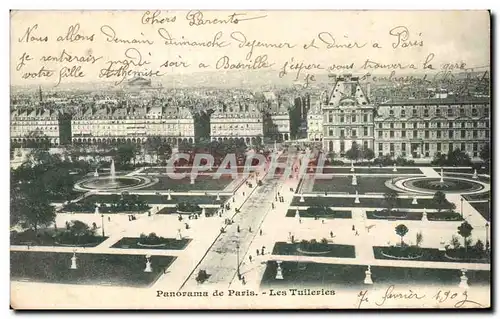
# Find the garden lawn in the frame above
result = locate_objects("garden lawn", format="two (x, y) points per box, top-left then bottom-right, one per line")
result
(321, 167), (423, 174)
(83, 194), (230, 206)
(285, 209), (352, 219)
(373, 246), (490, 264)
(312, 176), (395, 194)
(464, 192), (491, 201)
(365, 211), (464, 221)
(141, 176), (233, 191)
(111, 237), (191, 250)
(272, 242), (355, 258)
(470, 202), (491, 221)
(10, 251), (176, 287)
(291, 197), (436, 209)
(260, 261), (490, 288)
(11, 230), (108, 247)
(156, 207), (218, 216)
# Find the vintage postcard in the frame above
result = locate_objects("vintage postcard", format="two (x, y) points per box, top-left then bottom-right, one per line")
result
(10, 10), (491, 309)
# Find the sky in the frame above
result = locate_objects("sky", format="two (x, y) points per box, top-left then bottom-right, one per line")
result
(10, 10), (490, 87)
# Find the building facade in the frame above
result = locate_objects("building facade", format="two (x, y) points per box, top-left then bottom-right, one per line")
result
(374, 97), (490, 159)
(71, 105), (195, 145)
(322, 74), (375, 156)
(11, 108), (63, 146)
(319, 74), (491, 159)
(307, 100), (323, 142)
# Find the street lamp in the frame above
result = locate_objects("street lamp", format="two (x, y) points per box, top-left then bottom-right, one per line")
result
(101, 214), (105, 237)
(485, 222), (490, 251)
(460, 198), (464, 218)
(236, 242), (241, 280)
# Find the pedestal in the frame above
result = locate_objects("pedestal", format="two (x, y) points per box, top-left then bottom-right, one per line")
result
(190, 178), (195, 185)
(352, 175), (357, 186)
(94, 169), (99, 177)
(354, 191), (360, 204)
(300, 194), (305, 202)
(167, 193), (172, 201)
(472, 169), (478, 179)
(440, 168), (444, 183)
(70, 254), (77, 270)
(94, 206), (99, 215)
(202, 207), (207, 217)
(177, 229), (182, 240)
(350, 162), (355, 172)
(422, 211), (428, 222)
(459, 270), (468, 289)
(393, 164), (397, 172)
(275, 261), (284, 280)
(295, 209), (300, 219)
(144, 260), (152, 273)
(412, 197), (418, 205)
(216, 193), (221, 201)
(364, 266), (373, 285)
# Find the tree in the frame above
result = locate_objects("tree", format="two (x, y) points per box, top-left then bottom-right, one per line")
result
(362, 148), (375, 161)
(115, 143), (136, 167)
(447, 149), (472, 166)
(345, 142), (362, 162)
(480, 143), (490, 164)
(68, 220), (94, 237)
(416, 231), (423, 247)
(457, 221), (473, 252)
(12, 186), (56, 231)
(432, 191), (453, 213)
(395, 224), (409, 246)
(383, 190), (400, 212)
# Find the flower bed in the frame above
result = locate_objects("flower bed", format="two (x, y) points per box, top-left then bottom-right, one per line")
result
(366, 210), (422, 220)
(285, 209), (352, 219)
(111, 236), (191, 250)
(11, 229), (108, 247)
(176, 202), (202, 213)
(427, 212), (464, 221)
(272, 241), (355, 258)
(373, 246), (490, 264)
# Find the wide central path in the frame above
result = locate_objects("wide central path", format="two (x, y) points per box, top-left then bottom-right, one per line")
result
(180, 152), (291, 291)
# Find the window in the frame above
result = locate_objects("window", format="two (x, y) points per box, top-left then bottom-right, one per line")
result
(486, 131), (490, 138)
(425, 143), (429, 150)
(472, 109), (478, 116)
(329, 129), (334, 136)
(425, 122), (429, 128)
(390, 143), (395, 157)
(449, 143), (453, 151)
(449, 130), (454, 138)
(401, 109), (406, 117)
(352, 129), (357, 137)
(378, 143), (383, 151)
(402, 123), (406, 129)
(473, 130), (478, 138)
(413, 108), (417, 116)
(363, 141), (368, 149)
(473, 143), (478, 151)
(364, 127), (368, 136)
(328, 113), (333, 123)
(340, 129), (345, 137)
(424, 108), (429, 117)
(425, 131), (429, 138)
(364, 114), (368, 122)
(413, 130), (418, 138)
(390, 131), (394, 138)
(461, 122), (466, 128)
(352, 115), (356, 122)
(449, 122), (453, 128)
(460, 143), (465, 151)
(461, 130), (466, 138)
(474, 122), (478, 128)
(437, 143), (441, 151)
(340, 141), (345, 153)
(437, 122), (441, 128)
(378, 131), (383, 138)
(460, 107), (465, 116)
(436, 108), (441, 116)
(486, 121), (490, 128)
(389, 108), (394, 116)
(340, 116), (345, 123)
(448, 107), (453, 116)
(390, 123), (394, 129)
(402, 130), (406, 138)
(437, 131), (442, 138)
(379, 123), (383, 129)
(485, 108), (489, 117)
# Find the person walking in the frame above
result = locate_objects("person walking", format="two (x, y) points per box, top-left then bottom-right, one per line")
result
(249, 255), (252, 262)
(260, 229), (263, 236)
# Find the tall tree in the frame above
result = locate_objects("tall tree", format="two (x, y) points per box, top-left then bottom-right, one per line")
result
(345, 142), (362, 162)
(383, 190), (400, 212)
(395, 224), (409, 246)
(480, 143), (490, 164)
(362, 148), (375, 161)
(115, 143), (136, 167)
(457, 221), (474, 252)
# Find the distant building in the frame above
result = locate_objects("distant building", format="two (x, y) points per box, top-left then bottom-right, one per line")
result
(10, 108), (64, 146)
(307, 100), (323, 142)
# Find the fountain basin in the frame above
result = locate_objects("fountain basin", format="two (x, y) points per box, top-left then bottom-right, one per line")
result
(74, 176), (157, 192)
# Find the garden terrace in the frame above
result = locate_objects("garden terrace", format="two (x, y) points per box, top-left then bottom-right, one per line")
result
(140, 176), (233, 191)
(111, 237), (191, 250)
(10, 251), (176, 287)
(272, 242), (356, 258)
(320, 167), (423, 175)
(291, 197), (436, 209)
(312, 176), (396, 194)
(470, 202), (491, 221)
(373, 246), (490, 264)
(285, 209), (352, 219)
(82, 194), (230, 206)
(10, 229), (108, 247)
(260, 261), (490, 288)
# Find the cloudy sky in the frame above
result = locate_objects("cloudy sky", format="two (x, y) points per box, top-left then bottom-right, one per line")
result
(10, 10), (490, 87)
